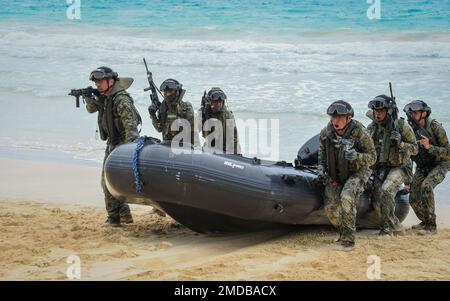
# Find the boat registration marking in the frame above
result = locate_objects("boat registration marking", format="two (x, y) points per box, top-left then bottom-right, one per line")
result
(224, 161), (245, 170)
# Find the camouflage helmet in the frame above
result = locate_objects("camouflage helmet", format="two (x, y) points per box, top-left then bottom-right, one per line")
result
(403, 100), (432, 116)
(89, 66), (118, 81)
(160, 78), (182, 92)
(327, 100), (354, 117)
(368, 95), (392, 110)
(207, 87), (227, 102)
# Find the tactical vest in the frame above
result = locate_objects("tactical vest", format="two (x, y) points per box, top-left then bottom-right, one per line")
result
(325, 121), (356, 184)
(371, 118), (407, 167)
(202, 107), (229, 147)
(412, 118), (439, 169)
(97, 91), (141, 146)
(372, 122), (391, 165)
(159, 91), (190, 140)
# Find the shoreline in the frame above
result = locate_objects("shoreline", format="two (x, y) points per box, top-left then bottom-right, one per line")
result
(0, 148), (102, 206)
(0, 145), (101, 167)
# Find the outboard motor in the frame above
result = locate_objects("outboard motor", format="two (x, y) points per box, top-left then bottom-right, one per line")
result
(297, 134), (320, 167)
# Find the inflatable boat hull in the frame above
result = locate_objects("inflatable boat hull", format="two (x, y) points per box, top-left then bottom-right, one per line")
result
(104, 139), (409, 233)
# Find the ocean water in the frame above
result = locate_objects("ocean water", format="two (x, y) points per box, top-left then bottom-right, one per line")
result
(0, 0), (449, 166)
(1, 0), (450, 32)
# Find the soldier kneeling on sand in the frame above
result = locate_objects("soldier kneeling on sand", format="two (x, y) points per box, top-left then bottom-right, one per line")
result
(367, 95), (418, 237)
(404, 100), (450, 234)
(318, 100), (376, 250)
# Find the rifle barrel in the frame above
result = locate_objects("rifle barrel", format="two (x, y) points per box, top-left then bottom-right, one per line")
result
(389, 82), (394, 100)
(143, 57), (150, 74)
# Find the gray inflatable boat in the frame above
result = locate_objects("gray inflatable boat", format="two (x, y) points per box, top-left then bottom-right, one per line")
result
(104, 136), (409, 233)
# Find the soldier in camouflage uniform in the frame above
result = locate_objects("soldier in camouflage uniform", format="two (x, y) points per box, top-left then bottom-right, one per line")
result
(367, 95), (418, 237)
(149, 79), (197, 145)
(404, 100), (450, 234)
(198, 87), (240, 154)
(318, 100), (376, 249)
(85, 67), (142, 226)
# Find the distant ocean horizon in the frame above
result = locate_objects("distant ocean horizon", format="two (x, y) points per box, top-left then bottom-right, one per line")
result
(2, 0), (450, 32)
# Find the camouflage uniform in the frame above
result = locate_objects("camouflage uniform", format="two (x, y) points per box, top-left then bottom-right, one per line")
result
(409, 117), (450, 228)
(318, 120), (376, 243)
(86, 77), (141, 223)
(198, 105), (240, 154)
(367, 117), (418, 233)
(151, 90), (197, 145)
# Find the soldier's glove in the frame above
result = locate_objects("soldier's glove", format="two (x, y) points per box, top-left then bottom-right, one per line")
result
(148, 104), (158, 117)
(84, 96), (95, 106)
(344, 148), (358, 161)
(402, 184), (411, 194)
(84, 96), (102, 109)
(317, 174), (327, 185)
(390, 130), (402, 145)
(316, 169), (327, 186)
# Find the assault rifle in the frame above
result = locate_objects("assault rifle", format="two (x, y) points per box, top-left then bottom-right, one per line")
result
(336, 136), (355, 154)
(68, 86), (99, 108)
(143, 57), (163, 119)
(405, 111), (437, 146)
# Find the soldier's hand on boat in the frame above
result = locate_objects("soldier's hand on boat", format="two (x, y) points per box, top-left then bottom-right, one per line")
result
(344, 148), (358, 161)
(318, 175), (327, 183)
(403, 184), (411, 194)
(316, 169), (328, 186)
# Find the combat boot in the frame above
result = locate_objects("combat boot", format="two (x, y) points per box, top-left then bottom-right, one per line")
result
(412, 222), (426, 230)
(104, 216), (121, 227)
(378, 228), (393, 239)
(393, 224), (406, 236)
(418, 224), (437, 235)
(339, 240), (355, 251)
(425, 224), (437, 234)
(121, 214), (134, 224)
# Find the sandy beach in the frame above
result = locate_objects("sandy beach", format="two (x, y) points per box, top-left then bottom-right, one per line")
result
(1, 154), (450, 280)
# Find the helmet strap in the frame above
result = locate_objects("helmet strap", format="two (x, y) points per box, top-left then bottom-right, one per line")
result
(105, 78), (115, 95)
(335, 116), (351, 134)
(343, 116), (352, 130)
(419, 111), (428, 121)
